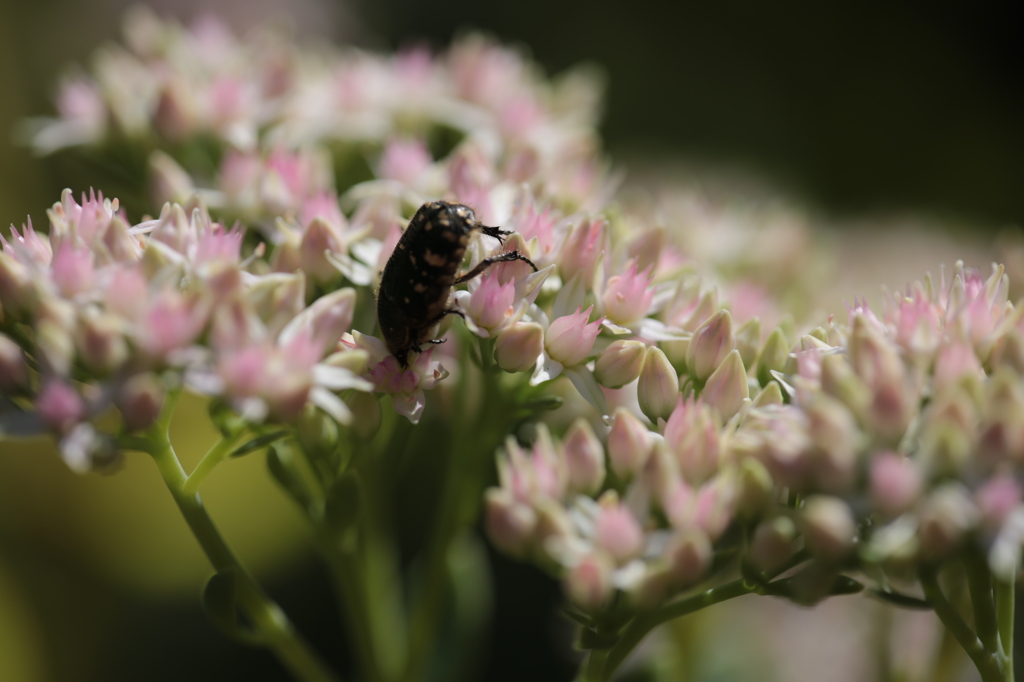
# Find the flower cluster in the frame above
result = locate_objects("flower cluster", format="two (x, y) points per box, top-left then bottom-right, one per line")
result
(0, 190), (370, 471)
(486, 260), (1024, 619)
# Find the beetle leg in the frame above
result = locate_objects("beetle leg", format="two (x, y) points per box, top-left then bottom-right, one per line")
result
(479, 225), (510, 243)
(454, 251), (538, 284)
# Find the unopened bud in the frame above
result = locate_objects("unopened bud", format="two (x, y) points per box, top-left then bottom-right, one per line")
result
(805, 395), (859, 491)
(594, 339), (646, 388)
(918, 484), (978, 558)
(563, 419), (605, 495)
(975, 475), (1022, 533)
(756, 327), (789, 387)
(665, 529), (712, 587)
(637, 346), (679, 422)
(735, 457), (774, 518)
(990, 329), (1024, 374)
(300, 217), (344, 285)
(801, 495), (856, 561)
(687, 309), (734, 381)
(0, 333), (28, 392)
(485, 488), (536, 557)
(749, 516), (798, 573)
(37, 378), (85, 434)
(77, 312), (128, 375)
(869, 452), (923, 518)
(494, 321), (543, 373)
(735, 317), (761, 369)
(819, 354), (871, 416)
(324, 348), (371, 376)
(594, 496), (644, 564)
(116, 373), (165, 432)
(607, 408), (653, 480)
(564, 551), (614, 612)
(346, 391), (381, 440)
(296, 403), (340, 460)
(701, 350), (749, 420)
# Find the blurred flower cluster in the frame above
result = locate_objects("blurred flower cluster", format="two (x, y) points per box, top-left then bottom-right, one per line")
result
(485, 258), (1024, 664)
(0, 189), (371, 471)
(8, 8), (1018, 682)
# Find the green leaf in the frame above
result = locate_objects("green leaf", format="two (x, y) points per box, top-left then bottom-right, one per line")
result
(201, 571), (262, 645)
(266, 447), (312, 509)
(230, 430), (289, 458)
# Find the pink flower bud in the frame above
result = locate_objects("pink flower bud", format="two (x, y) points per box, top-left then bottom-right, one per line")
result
(299, 217), (344, 284)
(603, 259), (654, 326)
(116, 373), (165, 432)
(933, 341), (982, 393)
(801, 495), (856, 561)
(749, 516), (798, 573)
(465, 272), (516, 331)
(975, 475), (1022, 533)
(804, 395), (859, 491)
(918, 484), (978, 558)
(38, 379), (85, 434)
(663, 397), (723, 484)
(563, 419), (606, 495)
(378, 138), (431, 184)
(0, 334), (28, 392)
(485, 488), (536, 557)
(666, 529), (712, 587)
(869, 452), (923, 518)
(594, 340), (646, 389)
(701, 350), (749, 420)
(564, 551), (614, 612)
(559, 217), (607, 286)
(494, 322), (543, 373)
(51, 241), (94, 298)
(545, 306), (602, 367)
(594, 499), (644, 564)
(607, 408), (652, 479)
(687, 309), (734, 381)
(76, 312), (128, 375)
(637, 346), (679, 422)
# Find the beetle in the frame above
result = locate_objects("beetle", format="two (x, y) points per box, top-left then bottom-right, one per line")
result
(376, 200), (537, 367)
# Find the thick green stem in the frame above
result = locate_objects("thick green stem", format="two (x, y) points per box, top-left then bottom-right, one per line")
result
(181, 433), (241, 497)
(919, 566), (1003, 682)
(136, 394), (339, 682)
(403, 340), (504, 682)
(965, 552), (1000, 656)
(595, 579), (755, 681)
(996, 578), (1015, 682)
(576, 649), (609, 682)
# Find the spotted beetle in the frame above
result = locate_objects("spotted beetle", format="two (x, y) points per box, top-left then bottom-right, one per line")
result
(376, 200), (537, 367)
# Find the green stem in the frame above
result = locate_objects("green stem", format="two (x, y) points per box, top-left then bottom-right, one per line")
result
(403, 338), (506, 682)
(576, 649), (609, 682)
(181, 433), (242, 497)
(137, 393), (340, 682)
(965, 552), (1000, 655)
(996, 578), (1015, 681)
(597, 578), (755, 681)
(919, 565), (1002, 682)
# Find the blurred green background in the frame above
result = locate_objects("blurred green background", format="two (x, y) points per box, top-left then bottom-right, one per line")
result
(0, 0), (1019, 680)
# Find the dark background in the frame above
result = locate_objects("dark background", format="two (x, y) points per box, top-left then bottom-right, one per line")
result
(2, 0), (1023, 228)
